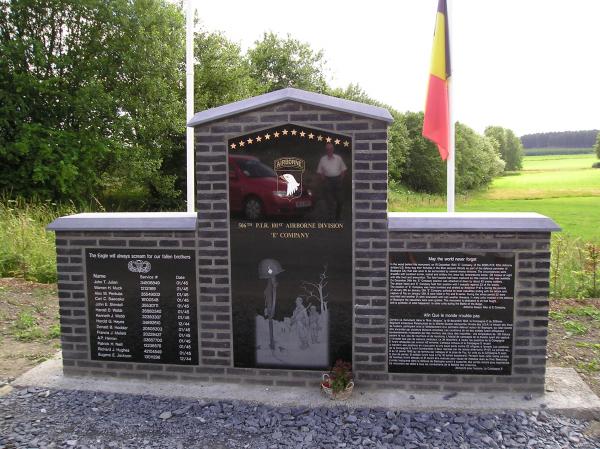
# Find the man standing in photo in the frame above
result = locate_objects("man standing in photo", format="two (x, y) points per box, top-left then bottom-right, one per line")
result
(316, 143), (347, 220)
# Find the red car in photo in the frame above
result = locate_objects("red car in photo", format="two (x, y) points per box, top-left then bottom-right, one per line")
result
(228, 155), (313, 220)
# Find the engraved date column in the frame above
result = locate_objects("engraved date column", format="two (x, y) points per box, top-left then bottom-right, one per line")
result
(175, 275), (193, 362)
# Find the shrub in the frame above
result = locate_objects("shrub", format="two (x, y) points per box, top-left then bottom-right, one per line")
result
(0, 197), (76, 283)
(551, 235), (600, 299)
(400, 113), (504, 194)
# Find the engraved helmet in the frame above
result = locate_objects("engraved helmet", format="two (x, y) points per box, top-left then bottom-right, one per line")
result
(258, 258), (284, 279)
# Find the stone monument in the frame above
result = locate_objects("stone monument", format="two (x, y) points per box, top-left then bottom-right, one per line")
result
(48, 88), (559, 393)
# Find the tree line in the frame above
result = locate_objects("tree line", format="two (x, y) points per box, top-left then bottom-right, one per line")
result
(0, 0), (522, 209)
(521, 130), (599, 149)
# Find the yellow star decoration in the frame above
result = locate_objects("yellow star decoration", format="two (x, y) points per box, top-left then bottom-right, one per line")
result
(233, 129), (348, 150)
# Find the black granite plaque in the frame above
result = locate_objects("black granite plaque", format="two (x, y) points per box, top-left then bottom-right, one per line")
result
(85, 248), (198, 365)
(388, 252), (514, 375)
(229, 124), (353, 370)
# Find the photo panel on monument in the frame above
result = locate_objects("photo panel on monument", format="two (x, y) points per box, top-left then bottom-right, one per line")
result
(228, 124), (353, 369)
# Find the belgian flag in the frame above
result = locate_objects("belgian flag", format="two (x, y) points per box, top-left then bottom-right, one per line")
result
(423, 0), (451, 161)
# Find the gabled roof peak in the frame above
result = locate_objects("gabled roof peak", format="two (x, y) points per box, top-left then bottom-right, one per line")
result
(188, 87), (393, 127)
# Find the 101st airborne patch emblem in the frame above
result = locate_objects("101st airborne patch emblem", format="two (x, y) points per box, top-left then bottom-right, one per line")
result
(274, 157), (305, 199)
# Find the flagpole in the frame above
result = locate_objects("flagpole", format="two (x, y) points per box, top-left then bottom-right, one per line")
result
(446, 0), (455, 213)
(447, 79), (455, 213)
(185, 0), (195, 213)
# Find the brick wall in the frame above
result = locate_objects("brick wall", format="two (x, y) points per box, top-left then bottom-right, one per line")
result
(55, 227), (551, 392)
(193, 100), (389, 384)
(52, 99), (552, 394)
(376, 231), (551, 393)
(55, 230), (199, 381)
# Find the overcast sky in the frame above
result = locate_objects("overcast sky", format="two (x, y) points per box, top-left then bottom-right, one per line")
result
(193, 0), (599, 136)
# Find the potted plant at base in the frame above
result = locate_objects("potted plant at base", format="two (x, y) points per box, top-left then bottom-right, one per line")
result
(321, 360), (354, 400)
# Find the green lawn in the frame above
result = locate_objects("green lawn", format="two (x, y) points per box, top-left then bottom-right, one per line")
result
(522, 153), (597, 171)
(523, 147), (594, 156)
(489, 154), (600, 200)
(458, 197), (600, 241)
(389, 154), (600, 241)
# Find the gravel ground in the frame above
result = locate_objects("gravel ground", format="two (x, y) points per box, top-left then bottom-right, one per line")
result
(1, 387), (598, 449)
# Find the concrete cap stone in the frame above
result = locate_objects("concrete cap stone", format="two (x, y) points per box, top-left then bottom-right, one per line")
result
(187, 87), (394, 127)
(47, 212), (197, 231)
(388, 212), (561, 232)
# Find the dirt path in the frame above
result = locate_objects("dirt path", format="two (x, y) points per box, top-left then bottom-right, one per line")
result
(0, 278), (60, 384)
(547, 298), (600, 396)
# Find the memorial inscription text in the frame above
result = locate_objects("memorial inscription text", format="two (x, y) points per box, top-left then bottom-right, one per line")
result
(85, 249), (198, 365)
(388, 252), (514, 375)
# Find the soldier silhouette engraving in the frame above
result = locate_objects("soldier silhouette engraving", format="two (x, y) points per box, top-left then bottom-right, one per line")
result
(258, 258), (284, 351)
(308, 304), (321, 344)
(291, 297), (310, 350)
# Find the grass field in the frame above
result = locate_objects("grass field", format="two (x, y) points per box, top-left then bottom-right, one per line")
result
(523, 147), (594, 156)
(390, 153), (600, 241)
(522, 154), (596, 171)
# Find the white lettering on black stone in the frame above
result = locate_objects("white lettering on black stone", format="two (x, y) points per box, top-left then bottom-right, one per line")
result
(388, 252), (514, 375)
(86, 249), (198, 365)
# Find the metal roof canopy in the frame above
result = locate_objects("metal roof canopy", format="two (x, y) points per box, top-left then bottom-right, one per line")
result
(187, 87), (394, 127)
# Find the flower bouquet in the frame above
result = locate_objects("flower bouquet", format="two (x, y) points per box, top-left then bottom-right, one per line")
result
(320, 359), (354, 400)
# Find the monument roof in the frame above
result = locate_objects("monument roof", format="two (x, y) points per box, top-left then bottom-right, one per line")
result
(47, 212), (197, 231)
(187, 87), (394, 127)
(387, 212), (561, 232)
